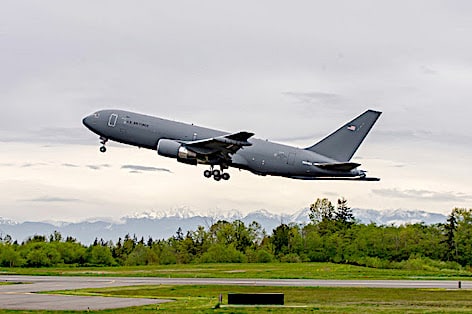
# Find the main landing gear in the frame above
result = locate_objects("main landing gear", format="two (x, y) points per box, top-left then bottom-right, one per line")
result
(99, 136), (108, 153)
(203, 167), (230, 181)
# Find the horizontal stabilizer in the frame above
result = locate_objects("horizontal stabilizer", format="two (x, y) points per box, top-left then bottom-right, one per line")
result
(314, 162), (361, 171)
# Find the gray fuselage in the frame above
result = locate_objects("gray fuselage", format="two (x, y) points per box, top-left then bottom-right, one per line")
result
(83, 109), (367, 179)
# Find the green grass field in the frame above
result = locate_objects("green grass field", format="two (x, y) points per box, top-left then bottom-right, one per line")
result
(1, 262), (471, 280)
(36, 285), (472, 313)
(1, 263), (472, 313)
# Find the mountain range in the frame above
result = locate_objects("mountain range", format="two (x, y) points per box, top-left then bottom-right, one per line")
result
(0, 208), (447, 244)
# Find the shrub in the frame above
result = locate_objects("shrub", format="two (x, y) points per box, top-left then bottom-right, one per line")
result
(280, 253), (302, 263)
(200, 244), (247, 263)
(255, 249), (274, 263)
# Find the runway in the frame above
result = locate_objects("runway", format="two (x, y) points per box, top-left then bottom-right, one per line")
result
(0, 275), (471, 310)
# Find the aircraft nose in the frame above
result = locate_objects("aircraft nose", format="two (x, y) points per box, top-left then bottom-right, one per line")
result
(82, 114), (96, 130)
(82, 116), (90, 128)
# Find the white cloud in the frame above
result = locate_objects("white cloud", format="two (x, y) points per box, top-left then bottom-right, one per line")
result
(23, 197), (82, 203)
(121, 165), (172, 173)
(372, 189), (472, 203)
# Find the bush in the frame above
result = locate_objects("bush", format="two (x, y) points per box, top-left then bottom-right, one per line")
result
(280, 253), (302, 263)
(24, 244), (61, 267)
(395, 256), (462, 271)
(26, 249), (51, 267)
(0, 245), (23, 267)
(157, 246), (177, 265)
(255, 249), (274, 263)
(351, 256), (392, 269)
(124, 245), (159, 266)
(88, 245), (116, 266)
(200, 244), (247, 263)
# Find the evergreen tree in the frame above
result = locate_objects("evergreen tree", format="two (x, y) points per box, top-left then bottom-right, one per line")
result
(175, 227), (184, 241)
(452, 208), (472, 266)
(271, 224), (290, 255)
(444, 209), (457, 261)
(335, 197), (355, 228)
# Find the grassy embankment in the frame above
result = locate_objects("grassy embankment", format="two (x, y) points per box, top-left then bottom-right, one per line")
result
(1, 262), (471, 280)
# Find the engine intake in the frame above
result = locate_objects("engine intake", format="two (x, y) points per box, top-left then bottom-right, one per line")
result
(157, 139), (197, 165)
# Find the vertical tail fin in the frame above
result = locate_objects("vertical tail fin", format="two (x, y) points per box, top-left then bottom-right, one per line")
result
(306, 110), (381, 161)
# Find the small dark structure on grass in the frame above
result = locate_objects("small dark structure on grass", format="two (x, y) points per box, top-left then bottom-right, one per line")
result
(228, 293), (284, 305)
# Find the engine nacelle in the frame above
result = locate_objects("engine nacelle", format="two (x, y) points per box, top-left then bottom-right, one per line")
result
(157, 139), (197, 165)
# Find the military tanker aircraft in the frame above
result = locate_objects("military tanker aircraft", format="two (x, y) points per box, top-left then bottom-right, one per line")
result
(83, 109), (381, 181)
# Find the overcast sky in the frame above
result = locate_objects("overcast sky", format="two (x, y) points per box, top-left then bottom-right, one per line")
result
(1, 1), (471, 222)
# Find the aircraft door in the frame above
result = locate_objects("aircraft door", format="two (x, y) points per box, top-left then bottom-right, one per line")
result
(287, 153), (296, 165)
(108, 114), (118, 127)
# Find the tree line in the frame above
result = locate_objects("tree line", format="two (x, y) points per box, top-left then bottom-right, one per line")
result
(0, 198), (471, 270)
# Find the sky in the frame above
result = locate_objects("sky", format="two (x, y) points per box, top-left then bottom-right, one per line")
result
(1, 1), (471, 222)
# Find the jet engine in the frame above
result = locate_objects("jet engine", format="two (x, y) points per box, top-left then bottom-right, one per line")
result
(157, 139), (197, 165)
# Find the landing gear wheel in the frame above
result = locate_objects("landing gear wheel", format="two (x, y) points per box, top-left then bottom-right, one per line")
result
(205, 167), (229, 181)
(99, 137), (108, 153)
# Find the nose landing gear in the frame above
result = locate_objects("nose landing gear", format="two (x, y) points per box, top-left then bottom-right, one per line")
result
(99, 137), (108, 153)
(203, 167), (230, 181)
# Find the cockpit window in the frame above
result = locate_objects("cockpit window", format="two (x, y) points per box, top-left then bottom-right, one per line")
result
(94, 112), (100, 118)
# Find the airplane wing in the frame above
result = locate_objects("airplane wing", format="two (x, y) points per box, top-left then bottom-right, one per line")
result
(314, 162), (361, 171)
(182, 131), (254, 160)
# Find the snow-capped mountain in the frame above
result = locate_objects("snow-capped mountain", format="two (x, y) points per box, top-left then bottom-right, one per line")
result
(0, 208), (447, 244)
(0, 217), (18, 225)
(352, 208), (446, 226)
(128, 208), (246, 221)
